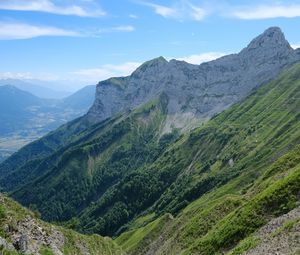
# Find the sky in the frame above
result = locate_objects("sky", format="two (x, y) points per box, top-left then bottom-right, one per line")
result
(0, 0), (300, 91)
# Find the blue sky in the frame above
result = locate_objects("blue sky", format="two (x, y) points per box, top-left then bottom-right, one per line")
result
(0, 0), (300, 90)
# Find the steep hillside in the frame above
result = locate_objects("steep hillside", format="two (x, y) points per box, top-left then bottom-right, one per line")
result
(116, 145), (300, 254)
(112, 61), (300, 254)
(1, 58), (300, 246)
(3, 94), (174, 236)
(0, 193), (123, 255)
(80, 60), (300, 241)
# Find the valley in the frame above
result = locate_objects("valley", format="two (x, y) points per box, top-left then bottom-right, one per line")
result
(0, 85), (95, 161)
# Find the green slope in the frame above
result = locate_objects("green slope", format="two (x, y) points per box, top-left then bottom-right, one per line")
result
(115, 62), (300, 254)
(1, 61), (300, 254)
(3, 93), (178, 237)
(0, 193), (123, 255)
(116, 145), (300, 254)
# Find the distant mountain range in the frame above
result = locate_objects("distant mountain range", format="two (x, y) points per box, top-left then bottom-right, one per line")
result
(0, 84), (95, 161)
(0, 79), (72, 99)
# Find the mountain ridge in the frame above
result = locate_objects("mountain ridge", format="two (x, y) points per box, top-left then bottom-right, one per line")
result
(87, 27), (300, 133)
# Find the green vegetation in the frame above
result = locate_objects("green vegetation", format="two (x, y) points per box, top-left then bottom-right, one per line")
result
(116, 213), (173, 254)
(115, 62), (300, 254)
(40, 246), (55, 255)
(1, 62), (300, 254)
(227, 236), (260, 255)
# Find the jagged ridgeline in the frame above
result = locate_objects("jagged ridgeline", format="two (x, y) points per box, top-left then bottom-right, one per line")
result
(0, 27), (300, 254)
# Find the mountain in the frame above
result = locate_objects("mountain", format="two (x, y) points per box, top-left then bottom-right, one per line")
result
(87, 27), (300, 132)
(0, 79), (71, 99)
(1, 27), (300, 254)
(0, 193), (123, 255)
(61, 85), (96, 110)
(0, 85), (95, 162)
(1, 62), (300, 255)
(0, 85), (43, 133)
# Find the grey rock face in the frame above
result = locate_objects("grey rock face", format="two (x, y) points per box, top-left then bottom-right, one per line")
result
(5, 215), (65, 255)
(14, 234), (28, 253)
(0, 236), (16, 252)
(87, 27), (300, 131)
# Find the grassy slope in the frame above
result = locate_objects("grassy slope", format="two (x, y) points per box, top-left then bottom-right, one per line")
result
(8, 93), (178, 237)
(115, 62), (300, 254)
(0, 193), (123, 255)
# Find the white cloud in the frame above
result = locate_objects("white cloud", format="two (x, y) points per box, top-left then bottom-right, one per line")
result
(142, 2), (178, 18)
(0, 0), (105, 17)
(0, 71), (63, 81)
(0, 22), (135, 40)
(189, 4), (206, 21)
(0, 22), (79, 40)
(95, 25), (135, 34)
(172, 52), (226, 64)
(291, 44), (300, 49)
(72, 62), (141, 82)
(129, 14), (139, 19)
(231, 4), (300, 20)
(0, 72), (33, 80)
(138, 0), (208, 21)
(113, 26), (135, 32)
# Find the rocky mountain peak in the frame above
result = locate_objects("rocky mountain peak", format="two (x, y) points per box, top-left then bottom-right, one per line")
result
(132, 56), (169, 77)
(87, 27), (300, 127)
(243, 26), (292, 52)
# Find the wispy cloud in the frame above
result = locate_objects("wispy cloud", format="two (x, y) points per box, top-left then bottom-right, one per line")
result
(0, 71), (33, 80)
(0, 21), (135, 40)
(98, 25), (135, 33)
(129, 14), (139, 19)
(0, 22), (79, 40)
(141, 2), (178, 18)
(72, 62), (141, 82)
(0, 62), (142, 83)
(0, 71), (62, 81)
(291, 44), (300, 49)
(172, 52), (226, 64)
(137, 0), (208, 21)
(231, 4), (300, 20)
(0, 0), (105, 17)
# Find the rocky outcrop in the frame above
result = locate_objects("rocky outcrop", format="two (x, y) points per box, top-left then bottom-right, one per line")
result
(1, 214), (65, 255)
(87, 27), (300, 132)
(0, 193), (123, 255)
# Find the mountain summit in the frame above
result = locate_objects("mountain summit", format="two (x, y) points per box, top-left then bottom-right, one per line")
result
(245, 27), (292, 51)
(87, 27), (300, 133)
